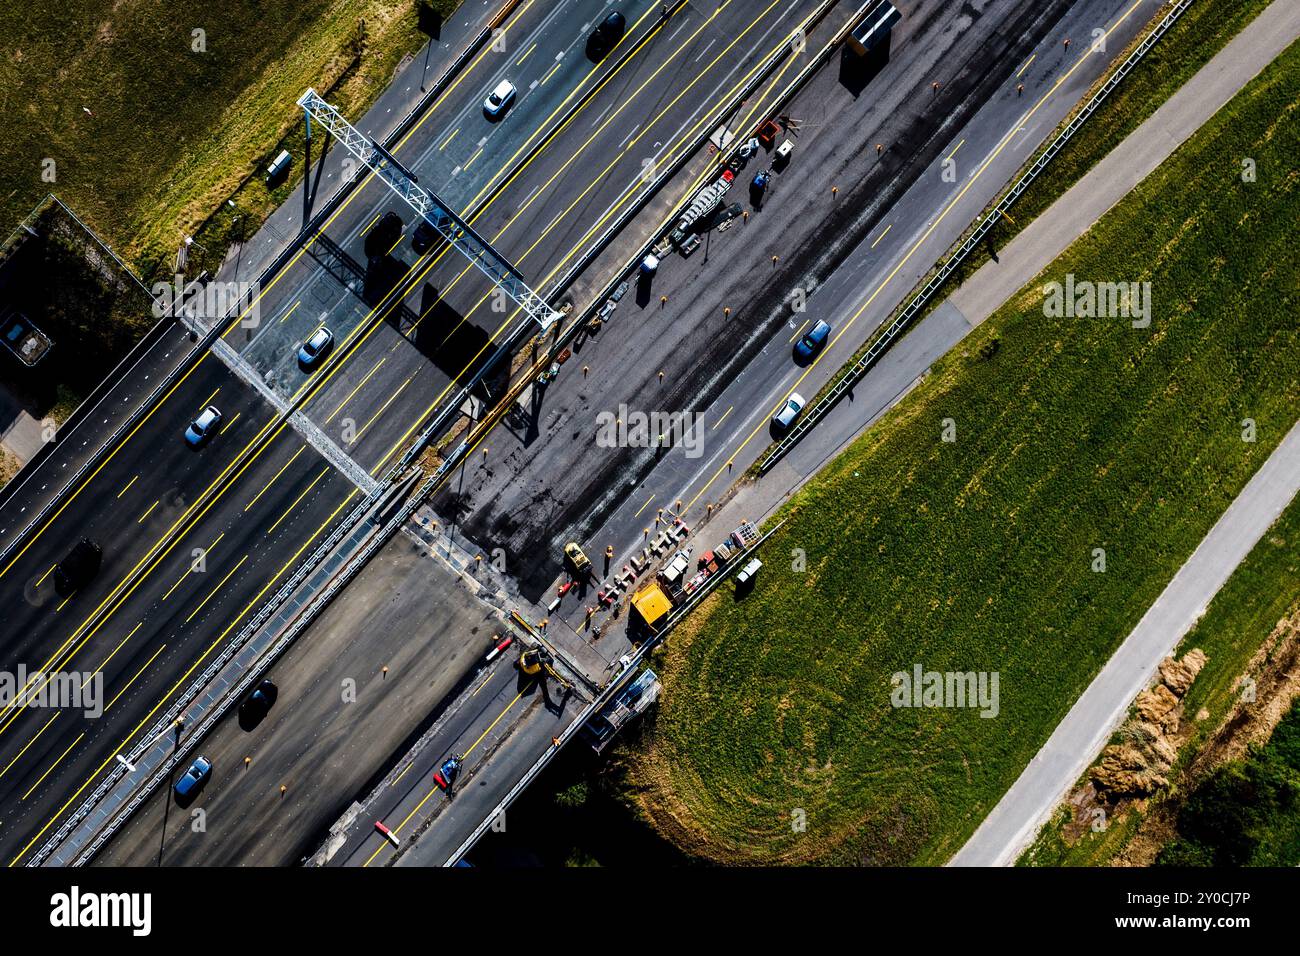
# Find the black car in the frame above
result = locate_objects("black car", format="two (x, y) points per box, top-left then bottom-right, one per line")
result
(54, 539), (102, 596)
(238, 679), (278, 728)
(411, 220), (438, 254)
(364, 211), (404, 259)
(585, 11), (625, 61)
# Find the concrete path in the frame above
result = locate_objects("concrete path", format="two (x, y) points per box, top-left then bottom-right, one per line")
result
(949, 2), (1300, 865)
(949, 0), (1300, 328)
(952, 417), (1300, 865)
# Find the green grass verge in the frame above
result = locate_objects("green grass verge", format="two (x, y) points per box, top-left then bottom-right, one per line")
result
(630, 38), (1300, 866)
(1157, 699), (1300, 866)
(1022, 494), (1300, 866)
(0, 0), (458, 277)
(804, 0), (1274, 416)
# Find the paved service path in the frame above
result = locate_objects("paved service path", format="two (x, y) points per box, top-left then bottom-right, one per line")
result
(950, 0), (1300, 866)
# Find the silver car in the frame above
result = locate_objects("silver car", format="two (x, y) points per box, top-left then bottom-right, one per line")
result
(185, 405), (223, 447)
(298, 326), (333, 368)
(772, 392), (805, 430)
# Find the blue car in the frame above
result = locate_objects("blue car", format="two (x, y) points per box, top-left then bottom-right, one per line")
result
(174, 756), (212, 800)
(793, 320), (831, 361)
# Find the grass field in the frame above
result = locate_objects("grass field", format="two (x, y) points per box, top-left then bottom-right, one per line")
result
(817, 0), (1275, 405)
(0, 0), (457, 277)
(629, 39), (1300, 866)
(1022, 493), (1300, 866)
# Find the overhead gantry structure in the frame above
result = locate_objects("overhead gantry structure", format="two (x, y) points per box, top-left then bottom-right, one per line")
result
(297, 88), (561, 331)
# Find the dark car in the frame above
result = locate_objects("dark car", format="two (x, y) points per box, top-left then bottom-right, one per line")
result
(411, 220), (438, 254)
(54, 539), (102, 596)
(585, 11), (626, 60)
(364, 211), (404, 259)
(174, 755), (212, 802)
(238, 679), (278, 727)
(793, 320), (831, 362)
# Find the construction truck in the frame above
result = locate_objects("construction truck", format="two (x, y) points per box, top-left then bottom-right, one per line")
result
(564, 542), (592, 577)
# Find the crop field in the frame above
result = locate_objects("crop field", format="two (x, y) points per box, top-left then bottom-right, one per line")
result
(0, 0), (455, 275)
(629, 40), (1300, 866)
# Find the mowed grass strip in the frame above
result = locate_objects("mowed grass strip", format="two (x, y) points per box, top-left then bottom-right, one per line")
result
(630, 40), (1300, 866)
(1023, 492), (1300, 867)
(0, 0), (453, 270)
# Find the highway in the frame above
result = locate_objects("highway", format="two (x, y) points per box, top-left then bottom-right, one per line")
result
(313, 0), (1172, 865)
(434, 0), (1162, 630)
(0, 0), (822, 865)
(5, 0), (1177, 869)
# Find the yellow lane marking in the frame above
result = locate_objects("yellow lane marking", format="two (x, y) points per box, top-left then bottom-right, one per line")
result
(217, 412), (241, 436)
(352, 374), (415, 446)
(21, 734), (84, 802)
(137, 500), (159, 524)
(945, 137), (965, 162)
(35, 564), (57, 588)
(184, 555), (249, 624)
(116, 476), (138, 499)
(9, 493), (357, 866)
(439, 127), (460, 151)
(364, 688), (527, 867)
(278, 301), (301, 324)
(516, 42), (537, 66)
(464, 147), (484, 171)
(326, 358), (386, 423)
(363, 2), (789, 470)
(266, 468), (331, 537)
(712, 407), (733, 431)
(86, 624), (142, 687)
(634, 495), (655, 518)
(871, 223), (892, 248)
(0, 714), (58, 782)
(0, 0), (544, 590)
(789, 320), (810, 344)
(244, 446), (307, 513)
(104, 643), (168, 714)
(1017, 53), (1036, 78)
(442, 0), (796, 343)
(683, 0), (1148, 514)
(429, 0), (753, 340)
(162, 533), (224, 601)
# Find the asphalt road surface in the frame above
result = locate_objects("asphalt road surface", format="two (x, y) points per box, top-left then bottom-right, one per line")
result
(94, 524), (502, 866)
(339, 0), (1170, 862)
(438, 0), (1159, 623)
(0, 0), (822, 865)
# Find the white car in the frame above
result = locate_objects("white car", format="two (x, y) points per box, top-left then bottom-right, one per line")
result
(298, 325), (333, 368)
(483, 79), (517, 117)
(772, 392), (805, 430)
(185, 405), (223, 447)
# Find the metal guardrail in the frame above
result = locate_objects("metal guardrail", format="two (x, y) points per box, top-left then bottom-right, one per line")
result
(440, 518), (785, 865)
(0, 0), (519, 582)
(65, 472), (435, 866)
(424, 0), (848, 486)
(758, 0), (1195, 473)
(29, 1), (538, 863)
